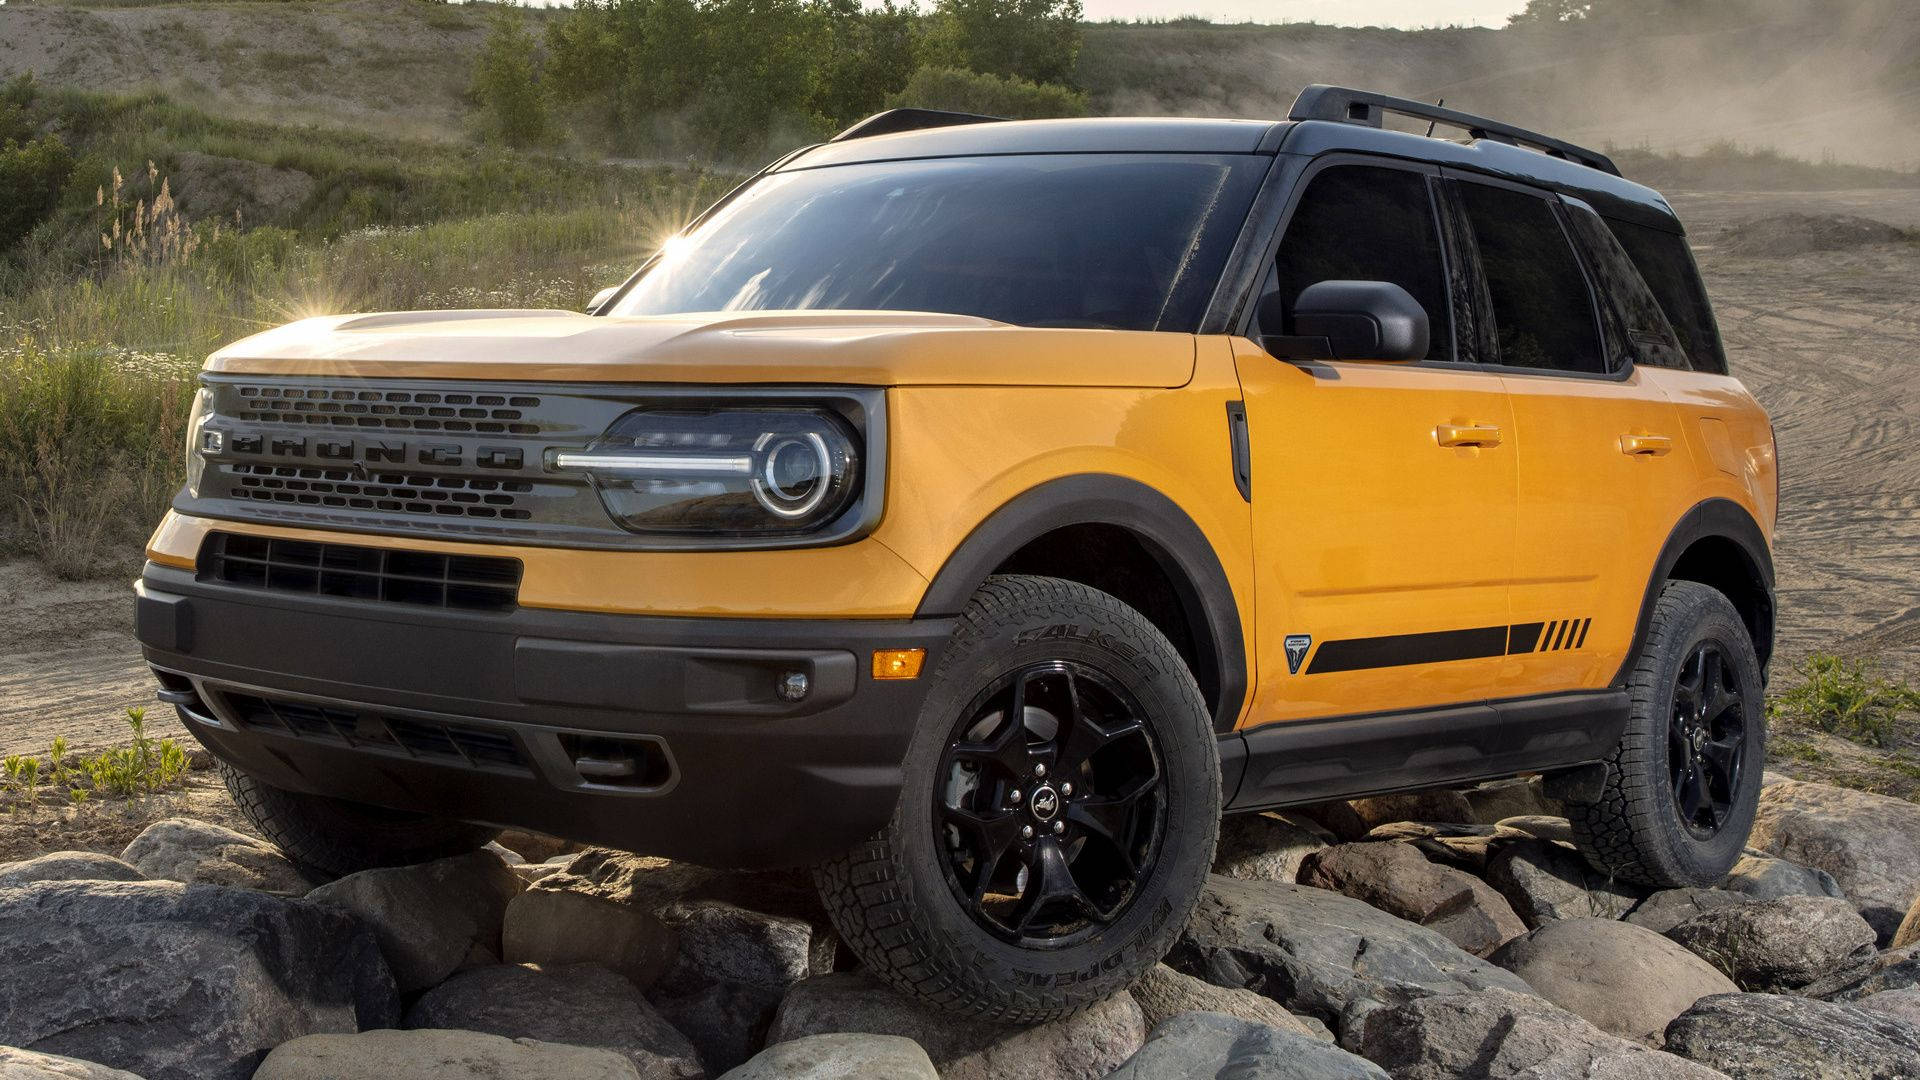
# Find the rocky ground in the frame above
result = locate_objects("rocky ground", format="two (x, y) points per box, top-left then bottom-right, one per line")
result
(3, 774), (1919, 1079)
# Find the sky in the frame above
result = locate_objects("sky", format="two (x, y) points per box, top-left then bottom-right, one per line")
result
(1080, 0), (1529, 27)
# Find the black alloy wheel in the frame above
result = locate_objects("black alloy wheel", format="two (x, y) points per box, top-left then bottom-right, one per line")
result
(935, 661), (1166, 948)
(1668, 639), (1747, 838)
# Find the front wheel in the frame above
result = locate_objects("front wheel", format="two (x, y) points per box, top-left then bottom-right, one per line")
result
(1570, 580), (1766, 887)
(221, 763), (500, 879)
(814, 575), (1220, 1023)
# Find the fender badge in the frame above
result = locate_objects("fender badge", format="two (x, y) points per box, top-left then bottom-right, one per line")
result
(1284, 634), (1312, 675)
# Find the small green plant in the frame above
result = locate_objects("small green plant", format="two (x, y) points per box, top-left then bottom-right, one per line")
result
(1769, 653), (1920, 750)
(48, 735), (70, 786)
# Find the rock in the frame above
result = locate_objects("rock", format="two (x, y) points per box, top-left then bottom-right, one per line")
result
(1463, 776), (1561, 823)
(1485, 839), (1646, 927)
(1796, 943), (1920, 1001)
(0, 1047), (147, 1079)
(1663, 992), (1920, 1079)
(767, 972), (1144, 1080)
(482, 842), (526, 866)
(1856, 988), (1920, 1028)
(1489, 917), (1737, 1045)
(1623, 888), (1756, 935)
(1895, 893), (1920, 949)
(536, 852), (828, 933)
(1213, 812), (1331, 882)
(1363, 822), (1495, 842)
(1104, 1012), (1387, 1080)
(406, 963), (701, 1079)
(1297, 842), (1526, 956)
(1665, 895), (1877, 991)
(0, 852), (146, 886)
(495, 830), (579, 865)
(0, 880), (397, 1080)
(253, 1030), (640, 1080)
(503, 889), (677, 991)
(1749, 779), (1920, 943)
(305, 850), (523, 993)
(1493, 815), (1574, 844)
(1346, 790), (1476, 833)
(1720, 853), (1845, 902)
(118, 818), (311, 894)
(513, 862), (569, 885)
(1353, 988), (1729, 1079)
(1129, 964), (1331, 1041)
(1165, 876), (1534, 1041)
(646, 900), (822, 1073)
(1408, 833), (1502, 873)
(717, 1034), (935, 1080)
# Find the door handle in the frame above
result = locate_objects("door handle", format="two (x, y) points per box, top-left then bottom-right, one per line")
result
(1620, 433), (1674, 456)
(1435, 423), (1503, 448)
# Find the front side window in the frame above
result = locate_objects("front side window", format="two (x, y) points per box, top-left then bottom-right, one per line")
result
(1267, 163), (1451, 359)
(1455, 181), (1606, 374)
(610, 154), (1266, 332)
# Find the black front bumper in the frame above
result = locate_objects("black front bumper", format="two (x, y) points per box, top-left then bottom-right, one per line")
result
(135, 563), (952, 869)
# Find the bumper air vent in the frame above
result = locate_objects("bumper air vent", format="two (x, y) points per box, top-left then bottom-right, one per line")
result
(197, 532), (521, 612)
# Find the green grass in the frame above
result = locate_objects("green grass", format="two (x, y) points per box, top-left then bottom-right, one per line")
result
(1769, 653), (1920, 750)
(1, 709), (190, 814)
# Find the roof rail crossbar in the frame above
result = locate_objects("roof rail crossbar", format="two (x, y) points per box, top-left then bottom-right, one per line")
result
(831, 108), (1008, 143)
(1287, 84), (1620, 177)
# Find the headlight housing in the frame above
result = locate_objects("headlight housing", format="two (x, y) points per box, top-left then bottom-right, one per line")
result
(183, 384), (214, 498)
(555, 407), (863, 537)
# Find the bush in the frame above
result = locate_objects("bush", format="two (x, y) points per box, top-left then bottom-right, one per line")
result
(1769, 653), (1920, 750)
(923, 0), (1083, 86)
(886, 65), (1087, 119)
(471, 4), (553, 148)
(0, 135), (73, 252)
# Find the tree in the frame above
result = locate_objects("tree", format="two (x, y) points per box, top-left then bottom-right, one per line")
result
(470, 4), (552, 148)
(1507, 0), (1593, 24)
(810, 0), (923, 126)
(924, 0), (1083, 87)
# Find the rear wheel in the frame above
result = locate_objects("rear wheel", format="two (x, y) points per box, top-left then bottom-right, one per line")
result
(1570, 580), (1765, 887)
(814, 575), (1219, 1023)
(221, 763), (499, 879)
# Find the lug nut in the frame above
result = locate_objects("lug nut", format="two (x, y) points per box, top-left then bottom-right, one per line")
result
(1059, 782), (1073, 796)
(1009, 790), (1023, 805)
(1052, 820), (1065, 835)
(1035, 763), (1047, 778)
(1021, 825), (1034, 840)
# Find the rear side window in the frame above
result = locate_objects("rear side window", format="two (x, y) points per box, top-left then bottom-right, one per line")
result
(1606, 218), (1729, 375)
(1269, 164), (1451, 360)
(1454, 181), (1606, 375)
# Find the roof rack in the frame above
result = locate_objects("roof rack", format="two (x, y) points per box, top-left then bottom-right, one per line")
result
(1288, 84), (1620, 177)
(831, 108), (1008, 143)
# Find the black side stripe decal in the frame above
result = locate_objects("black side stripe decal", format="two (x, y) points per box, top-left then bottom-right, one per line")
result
(1305, 617), (1594, 674)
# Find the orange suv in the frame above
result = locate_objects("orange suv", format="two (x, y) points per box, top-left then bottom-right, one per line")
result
(136, 87), (1777, 1021)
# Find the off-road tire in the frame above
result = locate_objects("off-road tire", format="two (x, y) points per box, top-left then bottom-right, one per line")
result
(814, 575), (1219, 1023)
(1570, 580), (1766, 888)
(221, 762), (499, 878)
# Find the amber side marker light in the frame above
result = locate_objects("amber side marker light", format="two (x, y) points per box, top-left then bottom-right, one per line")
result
(872, 649), (926, 680)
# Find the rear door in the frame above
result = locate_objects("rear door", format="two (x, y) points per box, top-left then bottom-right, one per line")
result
(1442, 173), (1699, 698)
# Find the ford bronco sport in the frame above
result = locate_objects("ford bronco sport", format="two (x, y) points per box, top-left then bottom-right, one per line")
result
(136, 86), (1777, 1021)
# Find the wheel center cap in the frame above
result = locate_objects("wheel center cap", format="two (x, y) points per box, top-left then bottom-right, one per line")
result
(1029, 785), (1060, 821)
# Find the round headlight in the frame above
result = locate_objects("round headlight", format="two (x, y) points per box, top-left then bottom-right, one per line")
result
(753, 432), (834, 518)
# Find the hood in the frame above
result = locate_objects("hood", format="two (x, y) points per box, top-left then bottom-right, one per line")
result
(203, 309), (1197, 388)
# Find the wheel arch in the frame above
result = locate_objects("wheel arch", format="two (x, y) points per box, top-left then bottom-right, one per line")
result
(914, 474), (1249, 734)
(1621, 498), (1776, 684)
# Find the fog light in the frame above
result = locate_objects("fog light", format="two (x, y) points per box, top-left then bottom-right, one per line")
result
(872, 649), (925, 681)
(778, 671), (810, 702)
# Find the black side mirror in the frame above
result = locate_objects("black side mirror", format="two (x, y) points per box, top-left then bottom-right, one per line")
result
(587, 286), (619, 315)
(1259, 280), (1430, 362)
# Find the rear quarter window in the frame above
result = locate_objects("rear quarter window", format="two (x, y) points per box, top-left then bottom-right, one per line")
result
(1604, 218), (1729, 375)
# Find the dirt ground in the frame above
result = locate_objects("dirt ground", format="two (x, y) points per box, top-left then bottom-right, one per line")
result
(1, 189), (1915, 775)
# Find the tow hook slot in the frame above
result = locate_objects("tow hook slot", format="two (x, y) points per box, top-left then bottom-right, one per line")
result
(551, 732), (675, 792)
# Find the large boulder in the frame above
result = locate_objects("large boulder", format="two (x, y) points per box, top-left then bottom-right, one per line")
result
(405, 963), (701, 1079)
(1352, 988), (1729, 1079)
(1103, 1012), (1387, 1080)
(1489, 917), (1737, 1045)
(1623, 888), (1755, 935)
(253, 1029), (640, 1079)
(1796, 943), (1920, 1002)
(1856, 987), (1920, 1027)
(1129, 964), (1330, 1041)
(1748, 779), (1920, 943)
(0, 880), (397, 1080)
(1664, 895), (1877, 991)
(305, 850), (523, 993)
(0, 853), (147, 887)
(1212, 812), (1331, 883)
(1464, 777), (1561, 823)
(1663, 992), (1920, 1079)
(1165, 876), (1535, 1041)
(1485, 839), (1646, 927)
(119, 818), (311, 894)
(766, 972), (1144, 1080)
(0, 1047), (146, 1079)
(717, 1034), (935, 1080)
(502, 889), (678, 990)
(1894, 892), (1920, 950)
(1297, 841), (1526, 956)
(1344, 791), (1476, 835)
(1720, 853), (1845, 902)
(534, 852), (828, 935)
(646, 900), (822, 1073)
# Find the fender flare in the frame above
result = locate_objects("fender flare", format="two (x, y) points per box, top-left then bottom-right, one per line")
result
(1617, 497), (1776, 685)
(915, 474), (1249, 734)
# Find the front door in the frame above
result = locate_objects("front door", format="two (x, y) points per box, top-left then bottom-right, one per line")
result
(1235, 159), (1519, 728)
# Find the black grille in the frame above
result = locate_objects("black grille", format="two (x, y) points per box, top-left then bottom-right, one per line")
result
(229, 463), (534, 521)
(198, 532), (521, 612)
(235, 384), (544, 435)
(220, 691), (531, 775)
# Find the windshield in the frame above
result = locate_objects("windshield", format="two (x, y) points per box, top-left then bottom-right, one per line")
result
(609, 154), (1265, 332)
